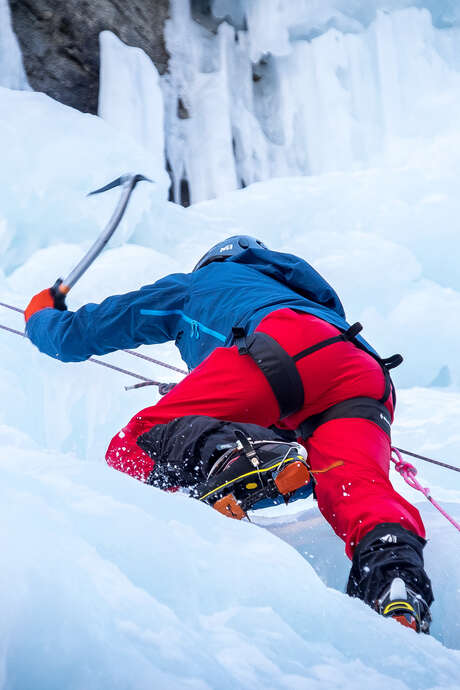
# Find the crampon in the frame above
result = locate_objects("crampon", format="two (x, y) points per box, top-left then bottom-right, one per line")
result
(193, 431), (314, 519)
(377, 577), (431, 634)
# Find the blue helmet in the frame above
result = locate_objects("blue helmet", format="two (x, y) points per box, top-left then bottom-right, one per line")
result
(193, 235), (268, 272)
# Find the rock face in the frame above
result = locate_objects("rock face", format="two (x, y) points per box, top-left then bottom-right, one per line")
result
(9, 0), (170, 114)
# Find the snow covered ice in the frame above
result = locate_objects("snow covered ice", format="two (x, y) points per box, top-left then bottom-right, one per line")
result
(1, 1), (460, 688)
(2, 419), (459, 690)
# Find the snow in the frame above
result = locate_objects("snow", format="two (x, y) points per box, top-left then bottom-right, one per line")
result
(1, 2), (460, 688)
(0, 392), (459, 688)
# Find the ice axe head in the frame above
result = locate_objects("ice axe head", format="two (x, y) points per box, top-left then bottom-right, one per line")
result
(88, 173), (152, 196)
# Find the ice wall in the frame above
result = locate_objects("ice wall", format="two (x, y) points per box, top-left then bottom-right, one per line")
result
(0, 0), (28, 90)
(98, 31), (166, 182)
(4, 0), (460, 206)
(163, 1), (460, 202)
(163, 0), (239, 204)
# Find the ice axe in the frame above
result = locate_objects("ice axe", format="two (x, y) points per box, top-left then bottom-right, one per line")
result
(51, 173), (152, 301)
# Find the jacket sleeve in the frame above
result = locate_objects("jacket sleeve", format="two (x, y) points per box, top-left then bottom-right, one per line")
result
(25, 272), (191, 362)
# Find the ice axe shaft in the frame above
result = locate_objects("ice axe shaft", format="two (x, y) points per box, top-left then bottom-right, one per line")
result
(54, 173), (151, 295)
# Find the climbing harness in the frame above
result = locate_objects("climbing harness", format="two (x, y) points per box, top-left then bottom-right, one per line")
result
(391, 447), (460, 534)
(233, 321), (400, 433)
(297, 397), (392, 440)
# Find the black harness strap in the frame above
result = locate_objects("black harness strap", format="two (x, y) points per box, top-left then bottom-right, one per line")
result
(293, 322), (401, 407)
(292, 322), (364, 363)
(297, 397), (392, 440)
(292, 335), (345, 361)
(233, 328), (304, 418)
(232, 321), (402, 423)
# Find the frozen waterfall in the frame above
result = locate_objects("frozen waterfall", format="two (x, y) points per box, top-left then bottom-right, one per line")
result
(98, 31), (166, 183)
(4, 0), (460, 204)
(162, 0), (460, 202)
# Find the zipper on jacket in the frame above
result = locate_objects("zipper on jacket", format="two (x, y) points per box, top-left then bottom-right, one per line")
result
(140, 309), (226, 342)
(191, 320), (200, 339)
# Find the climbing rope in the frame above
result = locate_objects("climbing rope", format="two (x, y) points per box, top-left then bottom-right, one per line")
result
(393, 446), (460, 473)
(391, 447), (460, 533)
(0, 319), (173, 388)
(0, 300), (187, 376)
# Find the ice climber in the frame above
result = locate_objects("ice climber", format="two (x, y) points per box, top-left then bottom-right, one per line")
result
(25, 235), (433, 632)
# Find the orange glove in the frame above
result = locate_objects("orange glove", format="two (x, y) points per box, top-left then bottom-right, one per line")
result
(24, 287), (67, 323)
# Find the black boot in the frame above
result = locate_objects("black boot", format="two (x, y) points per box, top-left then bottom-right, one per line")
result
(138, 415), (313, 515)
(376, 576), (431, 633)
(193, 430), (312, 519)
(347, 523), (433, 633)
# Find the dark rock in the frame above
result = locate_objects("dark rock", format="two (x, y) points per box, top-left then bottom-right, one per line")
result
(9, 0), (170, 114)
(176, 97), (189, 119)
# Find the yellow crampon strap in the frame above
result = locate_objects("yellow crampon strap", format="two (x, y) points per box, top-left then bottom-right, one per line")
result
(383, 601), (415, 616)
(198, 459), (290, 502)
(310, 460), (344, 475)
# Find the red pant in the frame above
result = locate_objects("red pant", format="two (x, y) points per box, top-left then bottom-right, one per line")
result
(106, 309), (425, 556)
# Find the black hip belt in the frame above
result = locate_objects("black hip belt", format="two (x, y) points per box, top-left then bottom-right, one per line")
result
(297, 396), (392, 439)
(232, 321), (401, 426)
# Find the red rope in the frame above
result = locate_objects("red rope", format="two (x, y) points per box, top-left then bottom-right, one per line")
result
(391, 447), (460, 533)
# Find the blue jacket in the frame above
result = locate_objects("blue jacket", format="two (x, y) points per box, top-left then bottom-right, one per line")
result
(26, 248), (378, 369)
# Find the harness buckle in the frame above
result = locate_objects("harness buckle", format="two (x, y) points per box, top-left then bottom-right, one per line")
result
(232, 327), (249, 355)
